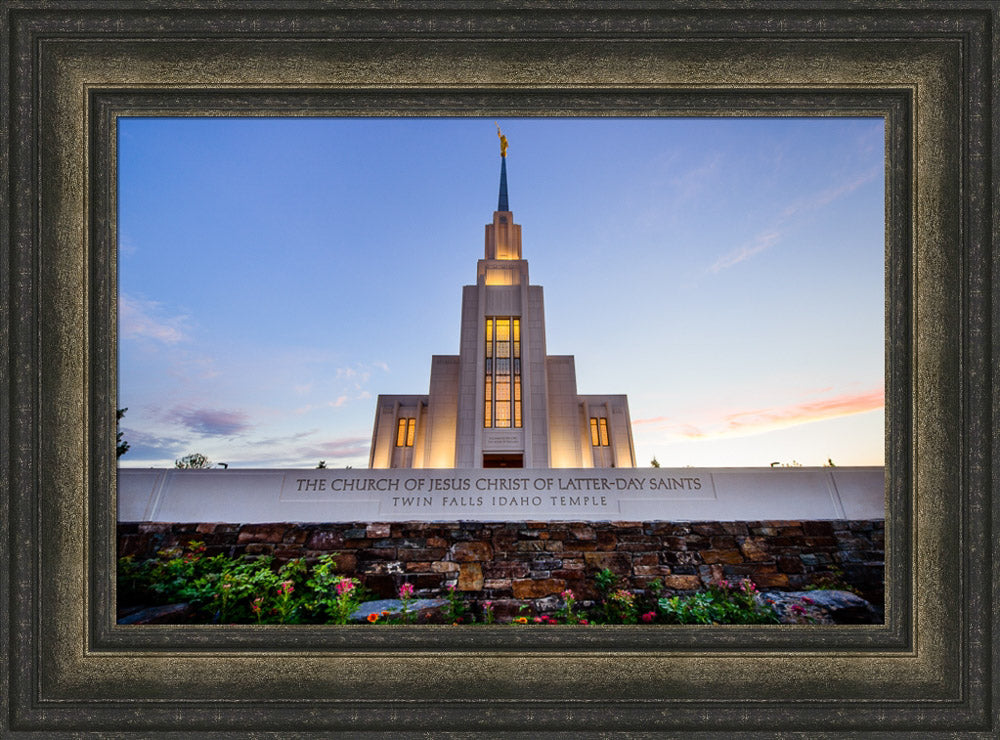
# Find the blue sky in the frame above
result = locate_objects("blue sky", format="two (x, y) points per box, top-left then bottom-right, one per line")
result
(118, 116), (884, 469)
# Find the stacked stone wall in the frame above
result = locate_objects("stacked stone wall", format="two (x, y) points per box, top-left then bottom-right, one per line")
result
(119, 520), (884, 608)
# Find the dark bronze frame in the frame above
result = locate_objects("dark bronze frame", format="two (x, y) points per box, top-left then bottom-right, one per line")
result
(2, 2), (995, 735)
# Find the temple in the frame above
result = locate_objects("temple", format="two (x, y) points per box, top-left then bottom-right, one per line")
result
(369, 130), (635, 469)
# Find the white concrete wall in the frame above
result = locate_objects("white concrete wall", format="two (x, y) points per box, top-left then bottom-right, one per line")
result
(119, 466), (885, 524)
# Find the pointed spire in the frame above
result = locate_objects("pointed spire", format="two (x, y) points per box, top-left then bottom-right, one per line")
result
(496, 123), (509, 211)
(498, 157), (509, 212)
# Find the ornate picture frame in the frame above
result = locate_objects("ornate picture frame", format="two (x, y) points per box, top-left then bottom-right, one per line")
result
(2, 2), (995, 735)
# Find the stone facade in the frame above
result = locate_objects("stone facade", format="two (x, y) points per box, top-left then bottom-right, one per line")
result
(119, 519), (885, 611)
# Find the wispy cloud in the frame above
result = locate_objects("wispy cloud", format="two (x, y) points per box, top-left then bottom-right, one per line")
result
(252, 430), (317, 448)
(298, 437), (371, 461)
(166, 353), (220, 381)
(779, 166), (881, 221)
(711, 388), (885, 437)
(120, 293), (188, 343)
(118, 428), (189, 458)
(708, 231), (781, 273)
(634, 387), (884, 441)
(670, 153), (723, 201)
(167, 406), (252, 436)
(708, 165), (881, 274)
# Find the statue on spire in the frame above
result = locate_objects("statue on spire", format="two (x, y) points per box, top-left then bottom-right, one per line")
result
(495, 122), (508, 157)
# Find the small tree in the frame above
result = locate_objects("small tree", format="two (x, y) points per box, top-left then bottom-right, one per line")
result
(116, 408), (130, 458)
(175, 453), (212, 469)
(650, 456), (661, 468)
(316, 460), (327, 469)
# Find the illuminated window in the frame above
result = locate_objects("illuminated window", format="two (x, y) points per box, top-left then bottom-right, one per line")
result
(395, 418), (415, 447)
(590, 417), (610, 447)
(484, 317), (521, 428)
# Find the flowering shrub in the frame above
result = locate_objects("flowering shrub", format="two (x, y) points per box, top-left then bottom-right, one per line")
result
(121, 542), (844, 626)
(119, 544), (366, 624)
(440, 583), (468, 624)
(398, 581), (417, 624)
(481, 600), (496, 625)
(555, 589), (582, 625)
(604, 588), (639, 624)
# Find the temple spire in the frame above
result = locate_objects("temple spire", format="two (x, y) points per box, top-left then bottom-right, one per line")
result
(496, 123), (509, 211)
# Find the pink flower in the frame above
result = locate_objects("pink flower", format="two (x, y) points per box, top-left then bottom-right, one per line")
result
(277, 580), (294, 596)
(579, 619), (589, 625)
(399, 582), (415, 599)
(561, 589), (575, 601)
(533, 616), (544, 624)
(335, 579), (355, 596)
(641, 611), (656, 623)
(800, 596), (814, 605)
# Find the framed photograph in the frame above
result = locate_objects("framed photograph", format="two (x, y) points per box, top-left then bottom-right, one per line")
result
(3, 2), (995, 735)
(114, 115), (888, 626)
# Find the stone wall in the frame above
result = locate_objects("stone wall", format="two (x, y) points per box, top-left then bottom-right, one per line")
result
(119, 519), (884, 609)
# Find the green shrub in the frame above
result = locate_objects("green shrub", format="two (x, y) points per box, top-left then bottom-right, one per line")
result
(657, 578), (780, 625)
(118, 543), (366, 624)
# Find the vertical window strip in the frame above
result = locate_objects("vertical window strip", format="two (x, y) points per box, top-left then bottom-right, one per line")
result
(485, 316), (522, 429)
(599, 418), (610, 447)
(590, 417), (600, 446)
(396, 418), (407, 447)
(406, 418), (416, 447)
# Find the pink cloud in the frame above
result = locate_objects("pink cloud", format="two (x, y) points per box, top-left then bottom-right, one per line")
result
(721, 389), (885, 433)
(120, 294), (187, 343)
(637, 388), (884, 441)
(632, 415), (673, 426)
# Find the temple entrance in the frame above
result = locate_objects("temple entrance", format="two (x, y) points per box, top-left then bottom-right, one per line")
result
(483, 453), (523, 468)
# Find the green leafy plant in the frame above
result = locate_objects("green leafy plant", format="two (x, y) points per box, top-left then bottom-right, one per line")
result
(657, 578), (779, 625)
(603, 588), (639, 624)
(119, 545), (362, 624)
(481, 600), (496, 625)
(440, 584), (469, 624)
(397, 581), (417, 624)
(555, 588), (582, 624)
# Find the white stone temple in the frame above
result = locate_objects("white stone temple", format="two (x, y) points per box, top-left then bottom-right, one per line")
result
(369, 130), (635, 469)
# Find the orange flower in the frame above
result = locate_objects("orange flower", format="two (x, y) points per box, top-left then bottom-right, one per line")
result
(366, 613), (380, 623)
(514, 617), (528, 624)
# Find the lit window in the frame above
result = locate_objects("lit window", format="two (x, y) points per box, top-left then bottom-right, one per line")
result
(395, 418), (415, 447)
(484, 317), (522, 429)
(590, 417), (610, 447)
